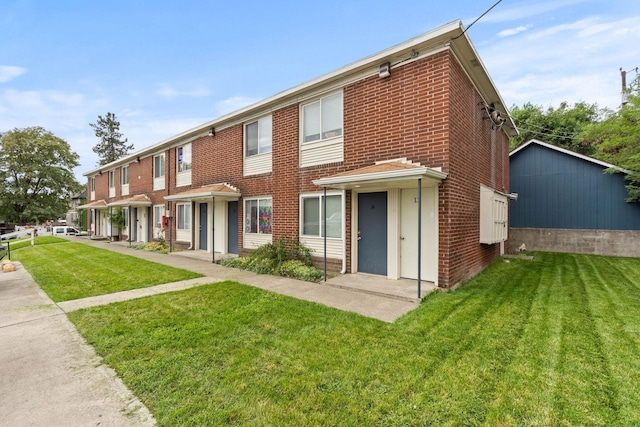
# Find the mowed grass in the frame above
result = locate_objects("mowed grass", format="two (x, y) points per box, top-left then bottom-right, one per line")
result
(12, 241), (202, 302)
(67, 252), (640, 426)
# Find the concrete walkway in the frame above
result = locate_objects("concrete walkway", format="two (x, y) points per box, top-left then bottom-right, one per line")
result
(0, 262), (155, 427)
(77, 238), (424, 322)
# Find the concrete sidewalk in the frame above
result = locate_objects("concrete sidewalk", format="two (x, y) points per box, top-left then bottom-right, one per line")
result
(0, 262), (155, 427)
(77, 238), (422, 322)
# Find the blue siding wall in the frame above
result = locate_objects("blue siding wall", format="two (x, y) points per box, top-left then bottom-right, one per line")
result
(510, 144), (640, 230)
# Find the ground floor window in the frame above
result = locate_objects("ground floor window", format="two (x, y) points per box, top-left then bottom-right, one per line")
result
(154, 205), (164, 229)
(122, 207), (129, 228)
(245, 198), (272, 234)
(301, 193), (342, 238)
(177, 203), (191, 230)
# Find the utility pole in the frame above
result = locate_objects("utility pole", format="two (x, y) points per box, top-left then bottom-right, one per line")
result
(621, 66), (638, 106)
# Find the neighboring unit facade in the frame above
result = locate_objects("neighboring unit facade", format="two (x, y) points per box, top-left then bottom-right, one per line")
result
(509, 139), (640, 256)
(80, 21), (515, 288)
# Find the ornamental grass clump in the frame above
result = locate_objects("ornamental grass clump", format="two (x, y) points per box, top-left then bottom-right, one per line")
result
(220, 239), (322, 282)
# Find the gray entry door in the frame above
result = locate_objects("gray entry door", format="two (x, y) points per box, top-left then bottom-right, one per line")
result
(199, 203), (208, 250)
(132, 208), (138, 241)
(227, 201), (238, 254)
(357, 192), (388, 275)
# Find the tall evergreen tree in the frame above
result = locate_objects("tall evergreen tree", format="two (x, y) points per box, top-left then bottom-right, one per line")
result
(90, 112), (134, 166)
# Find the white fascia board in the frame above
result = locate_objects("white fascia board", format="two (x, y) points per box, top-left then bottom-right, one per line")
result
(313, 167), (448, 187)
(164, 191), (241, 201)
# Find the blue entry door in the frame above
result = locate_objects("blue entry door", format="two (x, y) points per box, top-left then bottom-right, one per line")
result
(227, 201), (238, 254)
(199, 203), (207, 250)
(357, 192), (388, 275)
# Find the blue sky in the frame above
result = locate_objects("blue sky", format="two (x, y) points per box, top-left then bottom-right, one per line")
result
(1, 0), (639, 180)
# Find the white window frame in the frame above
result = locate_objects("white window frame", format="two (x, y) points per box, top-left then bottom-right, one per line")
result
(90, 177), (95, 201)
(245, 115), (272, 157)
(153, 154), (165, 191)
(177, 143), (192, 172)
(108, 170), (116, 198)
(300, 193), (343, 239)
(244, 197), (272, 235)
(177, 203), (191, 231)
(153, 205), (164, 230)
(122, 207), (129, 228)
(301, 91), (343, 144)
(121, 165), (129, 196)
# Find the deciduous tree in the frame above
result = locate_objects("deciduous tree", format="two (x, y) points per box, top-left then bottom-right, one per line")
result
(0, 127), (82, 224)
(583, 82), (640, 202)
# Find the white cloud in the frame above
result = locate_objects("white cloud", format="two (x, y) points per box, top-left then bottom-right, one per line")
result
(0, 65), (27, 83)
(497, 25), (530, 37)
(478, 14), (640, 111)
(473, 0), (589, 24)
(214, 96), (261, 117)
(157, 84), (210, 99)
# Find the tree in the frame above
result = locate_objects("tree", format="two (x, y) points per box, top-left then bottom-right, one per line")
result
(582, 80), (640, 202)
(0, 127), (82, 224)
(509, 101), (606, 153)
(90, 112), (133, 166)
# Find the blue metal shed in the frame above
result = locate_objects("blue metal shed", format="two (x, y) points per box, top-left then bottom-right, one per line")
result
(510, 139), (640, 230)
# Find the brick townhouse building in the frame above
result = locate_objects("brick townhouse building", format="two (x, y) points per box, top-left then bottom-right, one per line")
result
(80, 20), (516, 288)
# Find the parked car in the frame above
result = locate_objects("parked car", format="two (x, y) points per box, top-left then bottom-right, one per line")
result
(51, 226), (79, 236)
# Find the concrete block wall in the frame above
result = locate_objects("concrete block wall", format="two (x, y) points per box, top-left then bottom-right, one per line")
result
(509, 228), (640, 258)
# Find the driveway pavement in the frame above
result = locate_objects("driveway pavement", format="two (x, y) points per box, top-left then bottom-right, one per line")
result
(0, 262), (155, 427)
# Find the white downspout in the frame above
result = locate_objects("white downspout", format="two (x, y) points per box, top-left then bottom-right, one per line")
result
(341, 189), (347, 274)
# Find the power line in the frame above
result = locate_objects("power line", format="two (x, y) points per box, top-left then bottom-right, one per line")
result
(453, 0), (504, 40)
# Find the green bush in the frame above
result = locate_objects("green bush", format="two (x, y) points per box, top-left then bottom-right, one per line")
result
(219, 239), (323, 282)
(276, 259), (323, 282)
(131, 241), (169, 254)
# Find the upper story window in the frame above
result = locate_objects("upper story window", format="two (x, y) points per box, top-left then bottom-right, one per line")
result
(108, 170), (115, 188)
(245, 116), (272, 157)
(121, 165), (129, 186)
(177, 144), (192, 172)
(302, 91), (343, 143)
(153, 153), (165, 191)
(154, 154), (165, 178)
(89, 176), (95, 200)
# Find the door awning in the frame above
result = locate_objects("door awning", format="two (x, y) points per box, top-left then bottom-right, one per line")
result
(164, 183), (241, 202)
(313, 160), (447, 190)
(108, 194), (152, 207)
(77, 200), (108, 210)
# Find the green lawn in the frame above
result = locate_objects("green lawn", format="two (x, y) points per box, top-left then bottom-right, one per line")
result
(65, 252), (640, 426)
(12, 240), (202, 301)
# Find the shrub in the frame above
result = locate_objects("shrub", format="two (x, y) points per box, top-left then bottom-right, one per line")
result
(276, 259), (323, 282)
(220, 239), (323, 282)
(131, 241), (169, 254)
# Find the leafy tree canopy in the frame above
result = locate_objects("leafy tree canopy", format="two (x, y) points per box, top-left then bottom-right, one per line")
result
(582, 79), (640, 202)
(0, 127), (82, 224)
(90, 112), (134, 166)
(509, 101), (607, 153)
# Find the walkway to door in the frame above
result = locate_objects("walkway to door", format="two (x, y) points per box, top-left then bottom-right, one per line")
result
(168, 249), (433, 303)
(78, 239), (437, 322)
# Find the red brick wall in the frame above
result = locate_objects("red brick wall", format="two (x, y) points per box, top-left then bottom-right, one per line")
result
(443, 55), (511, 287)
(85, 48), (510, 287)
